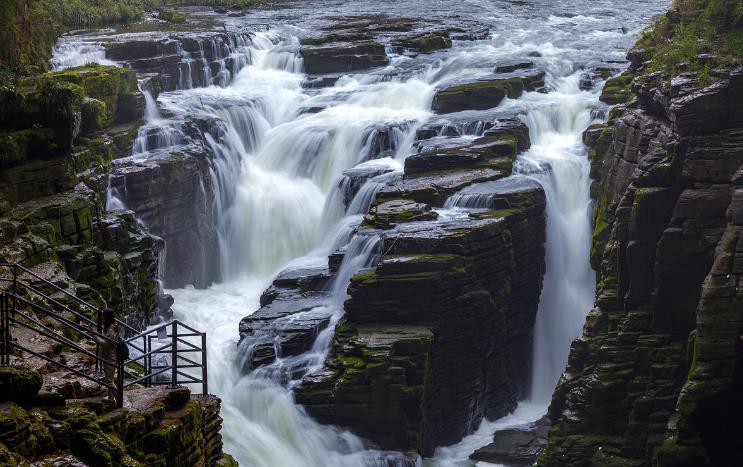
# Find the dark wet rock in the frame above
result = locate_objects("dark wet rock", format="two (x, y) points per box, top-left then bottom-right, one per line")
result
(392, 31), (452, 53)
(541, 65), (743, 466)
(470, 417), (549, 465)
(239, 262), (333, 371)
(104, 32), (254, 92)
(109, 145), (219, 289)
(482, 117), (532, 152)
(378, 166), (507, 206)
(447, 176), (544, 211)
(302, 75), (342, 89)
(0, 368), (42, 403)
(579, 72), (595, 90)
(239, 288), (331, 371)
(432, 71), (546, 113)
(339, 162), (398, 207)
(450, 28), (491, 41)
(364, 199), (438, 228)
(405, 136), (517, 176)
(495, 60), (534, 73)
(297, 191), (547, 455)
(301, 41), (389, 74)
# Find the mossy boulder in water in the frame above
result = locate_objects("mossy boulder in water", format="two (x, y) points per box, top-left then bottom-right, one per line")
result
(432, 70), (546, 113)
(392, 31), (453, 53)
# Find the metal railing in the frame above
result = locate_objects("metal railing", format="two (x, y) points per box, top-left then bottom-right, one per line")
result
(0, 262), (208, 407)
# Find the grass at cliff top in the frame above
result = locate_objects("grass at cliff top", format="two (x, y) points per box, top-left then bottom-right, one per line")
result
(39, 0), (259, 30)
(0, 0), (262, 80)
(638, 0), (743, 76)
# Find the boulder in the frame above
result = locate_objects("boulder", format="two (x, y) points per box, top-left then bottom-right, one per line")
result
(470, 417), (549, 465)
(0, 368), (42, 403)
(432, 71), (546, 113)
(494, 60), (534, 73)
(301, 41), (389, 74)
(392, 32), (452, 53)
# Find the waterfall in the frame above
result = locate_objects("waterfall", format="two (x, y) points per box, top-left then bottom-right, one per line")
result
(516, 74), (598, 401)
(50, 39), (115, 70)
(49, 0), (671, 464)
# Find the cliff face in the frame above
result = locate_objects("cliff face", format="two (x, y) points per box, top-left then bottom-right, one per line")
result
(0, 65), (169, 326)
(541, 52), (743, 467)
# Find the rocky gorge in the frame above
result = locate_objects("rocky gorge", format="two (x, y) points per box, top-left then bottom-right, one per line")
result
(541, 6), (743, 465)
(0, 0), (740, 466)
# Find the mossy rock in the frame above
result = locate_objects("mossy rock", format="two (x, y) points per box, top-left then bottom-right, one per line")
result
(217, 453), (239, 467)
(0, 367), (42, 402)
(69, 427), (126, 467)
(0, 127), (61, 166)
(600, 72), (634, 105)
(80, 98), (108, 134)
(42, 65), (139, 125)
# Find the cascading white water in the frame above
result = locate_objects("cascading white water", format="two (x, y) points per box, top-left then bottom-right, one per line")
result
(516, 74), (598, 402)
(50, 39), (115, 70)
(161, 28), (433, 467)
(52, 1), (670, 464)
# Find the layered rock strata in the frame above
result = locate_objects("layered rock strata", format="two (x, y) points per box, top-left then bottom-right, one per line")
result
(540, 58), (743, 465)
(104, 31), (255, 92)
(0, 65), (167, 327)
(241, 117), (548, 455)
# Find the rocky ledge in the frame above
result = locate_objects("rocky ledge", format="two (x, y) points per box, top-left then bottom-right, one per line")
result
(540, 48), (743, 467)
(0, 367), (235, 467)
(239, 115), (547, 455)
(0, 64), (170, 327)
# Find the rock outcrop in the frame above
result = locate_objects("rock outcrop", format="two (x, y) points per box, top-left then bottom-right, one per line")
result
(0, 369), (236, 467)
(432, 71), (546, 114)
(301, 41), (389, 74)
(540, 58), (743, 466)
(104, 31), (255, 92)
(240, 117), (547, 456)
(0, 64), (169, 326)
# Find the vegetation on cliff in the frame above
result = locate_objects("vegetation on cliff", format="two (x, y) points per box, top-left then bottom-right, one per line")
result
(0, 0), (261, 79)
(637, 0), (742, 77)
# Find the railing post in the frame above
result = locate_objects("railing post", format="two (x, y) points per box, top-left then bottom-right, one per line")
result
(170, 322), (178, 388)
(143, 335), (149, 388)
(1, 293), (7, 366)
(116, 338), (126, 408)
(201, 332), (208, 395)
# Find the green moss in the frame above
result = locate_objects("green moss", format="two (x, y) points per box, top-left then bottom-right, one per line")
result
(159, 8), (187, 23)
(0, 128), (59, 165)
(638, 0), (742, 77)
(600, 72), (634, 105)
(351, 270), (377, 283)
(590, 216), (610, 263)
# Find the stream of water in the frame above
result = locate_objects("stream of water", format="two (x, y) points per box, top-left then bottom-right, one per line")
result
(53, 1), (669, 465)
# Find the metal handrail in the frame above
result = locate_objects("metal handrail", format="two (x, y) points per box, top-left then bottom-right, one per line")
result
(0, 263), (138, 335)
(0, 263), (208, 407)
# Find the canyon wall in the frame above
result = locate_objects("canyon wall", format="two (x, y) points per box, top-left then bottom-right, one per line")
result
(541, 37), (743, 467)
